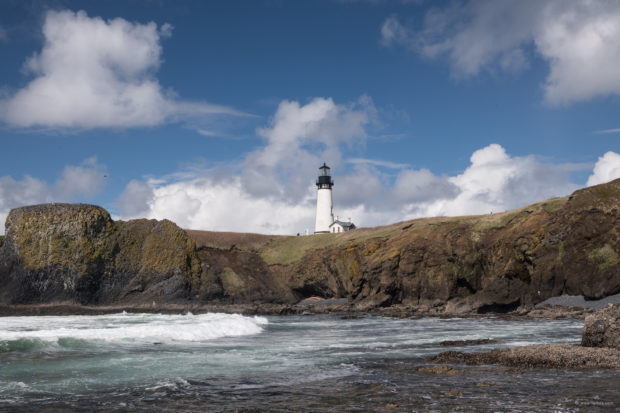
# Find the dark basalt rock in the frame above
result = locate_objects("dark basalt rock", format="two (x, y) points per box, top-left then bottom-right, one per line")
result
(0, 204), (201, 305)
(582, 305), (620, 349)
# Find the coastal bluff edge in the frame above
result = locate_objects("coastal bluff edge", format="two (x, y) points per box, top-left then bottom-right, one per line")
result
(0, 178), (619, 316)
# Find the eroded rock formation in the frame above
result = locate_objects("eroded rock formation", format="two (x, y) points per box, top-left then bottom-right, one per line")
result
(0, 204), (200, 305)
(1, 178), (619, 312)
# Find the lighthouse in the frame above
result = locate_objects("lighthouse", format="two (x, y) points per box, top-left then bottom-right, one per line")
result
(314, 163), (334, 233)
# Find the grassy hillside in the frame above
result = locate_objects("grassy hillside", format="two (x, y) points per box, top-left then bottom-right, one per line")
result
(187, 194), (571, 266)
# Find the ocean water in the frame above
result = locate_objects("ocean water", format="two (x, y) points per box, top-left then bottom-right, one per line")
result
(0, 313), (618, 412)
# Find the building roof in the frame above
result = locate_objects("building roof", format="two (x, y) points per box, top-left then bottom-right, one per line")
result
(330, 220), (356, 228)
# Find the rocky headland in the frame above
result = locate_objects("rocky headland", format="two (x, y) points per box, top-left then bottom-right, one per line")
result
(0, 179), (619, 317)
(0, 182), (619, 372)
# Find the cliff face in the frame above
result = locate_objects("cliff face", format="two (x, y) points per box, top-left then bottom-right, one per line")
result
(0, 204), (201, 305)
(1, 179), (619, 312)
(274, 179), (620, 311)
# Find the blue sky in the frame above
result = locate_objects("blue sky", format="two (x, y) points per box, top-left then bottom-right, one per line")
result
(1, 0), (619, 234)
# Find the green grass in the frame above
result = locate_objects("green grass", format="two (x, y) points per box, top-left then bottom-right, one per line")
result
(541, 197), (569, 213)
(588, 244), (618, 272)
(260, 233), (349, 265)
(219, 267), (246, 293)
(592, 186), (615, 199)
(259, 216), (473, 265)
(258, 193), (572, 266)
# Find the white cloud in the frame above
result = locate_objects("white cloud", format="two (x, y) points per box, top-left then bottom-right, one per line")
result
(381, 15), (412, 47)
(338, 144), (578, 225)
(347, 157), (408, 169)
(382, 0), (620, 105)
(116, 179), (155, 218)
(0, 10), (243, 129)
(587, 151), (620, 186)
(241, 96), (375, 201)
(336, 165), (387, 208)
(594, 128), (620, 135)
(116, 96), (375, 234)
(137, 177), (315, 234)
(392, 168), (459, 204)
(420, 144), (579, 217)
(114, 99), (593, 235)
(0, 25), (7, 42)
(0, 158), (106, 234)
(196, 129), (221, 137)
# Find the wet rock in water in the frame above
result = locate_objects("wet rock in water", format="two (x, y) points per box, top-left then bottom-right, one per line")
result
(523, 305), (593, 320)
(582, 305), (620, 349)
(439, 338), (496, 346)
(418, 365), (464, 376)
(429, 344), (620, 369)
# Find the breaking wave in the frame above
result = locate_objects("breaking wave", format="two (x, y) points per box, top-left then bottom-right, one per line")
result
(0, 313), (268, 351)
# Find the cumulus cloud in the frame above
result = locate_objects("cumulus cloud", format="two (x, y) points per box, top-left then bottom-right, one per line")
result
(335, 144), (580, 225)
(0, 10), (243, 129)
(116, 179), (155, 218)
(393, 168), (459, 205)
(125, 176), (315, 234)
(587, 151), (620, 186)
(421, 144), (579, 217)
(115, 96), (374, 233)
(120, 141), (585, 234)
(0, 157), (106, 234)
(241, 96), (375, 201)
(382, 0), (620, 105)
(114, 99), (593, 234)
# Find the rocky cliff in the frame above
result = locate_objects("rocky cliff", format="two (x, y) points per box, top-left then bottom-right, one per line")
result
(1, 179), (619, 312)
(266, 178), (619, 312)
(0, 204), (201, 305)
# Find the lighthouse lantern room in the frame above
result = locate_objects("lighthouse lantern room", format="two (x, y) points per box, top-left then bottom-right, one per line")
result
(314, 163), (334, 233)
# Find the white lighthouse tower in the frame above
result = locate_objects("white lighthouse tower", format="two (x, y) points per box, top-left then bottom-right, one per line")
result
(314, 163), (334, 233)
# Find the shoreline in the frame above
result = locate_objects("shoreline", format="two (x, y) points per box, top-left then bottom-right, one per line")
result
(1, 302), (619, 371)
(3, 293), (616, 319)
(0, 301), (597, 319)
(429, 344), (620, 370)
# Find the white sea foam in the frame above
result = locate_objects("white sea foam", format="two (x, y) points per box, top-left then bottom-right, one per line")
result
(7, 382), (29, 389)
(146, 377), (192, 391)
(0, 313), (268, 345)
